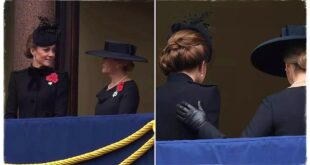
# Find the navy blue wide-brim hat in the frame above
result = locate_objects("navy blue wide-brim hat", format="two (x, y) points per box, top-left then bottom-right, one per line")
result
(251, 25), (306, 77)
(85, 41), (148, 62)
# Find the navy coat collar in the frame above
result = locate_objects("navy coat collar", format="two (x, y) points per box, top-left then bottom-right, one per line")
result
(167, 73), (194, 83)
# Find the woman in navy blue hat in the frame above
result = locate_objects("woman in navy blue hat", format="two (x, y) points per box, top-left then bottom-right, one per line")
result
(156, 17), (221, 140)
(176, 25), (306, 138)
(5, 17), (69, 118)
(86, 41), (147, 115)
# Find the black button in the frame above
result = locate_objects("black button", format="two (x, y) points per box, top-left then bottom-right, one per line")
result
(31, 99), (35, 104)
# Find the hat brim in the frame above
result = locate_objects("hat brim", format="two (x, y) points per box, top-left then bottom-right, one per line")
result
(251, 36), (306, 77)
(85, 50), (148, 63)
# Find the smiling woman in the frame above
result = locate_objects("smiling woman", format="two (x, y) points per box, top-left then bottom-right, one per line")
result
(25, 35), (56, 68)
(5, 17), (69, 119)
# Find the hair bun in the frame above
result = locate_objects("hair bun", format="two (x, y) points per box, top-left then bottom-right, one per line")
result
(159, 30), (209, 75)
(297, 54), (306, 70)
(165, 41), (183, 52)
(170, 12), (212, 62)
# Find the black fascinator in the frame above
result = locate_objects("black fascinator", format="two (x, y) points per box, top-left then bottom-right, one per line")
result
(32, 16), (60, 46)
(171, 12), (213, 62)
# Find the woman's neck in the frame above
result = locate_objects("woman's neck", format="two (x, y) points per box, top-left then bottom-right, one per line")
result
(180, 67), (201, 83)
(290, 72), (306, 87)
(110, 73), (128, 84)
(32, 61), (42, 68)
(180, 71), (195, 82)
(107, 72), (130, 90)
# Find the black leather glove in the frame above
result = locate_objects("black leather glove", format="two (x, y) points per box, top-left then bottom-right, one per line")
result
(176, 101), (208, 131)
(176, 101), (226, 139)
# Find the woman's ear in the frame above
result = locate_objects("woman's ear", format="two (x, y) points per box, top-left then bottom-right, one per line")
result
(285, 63), (289, 72)
(199, 61), (207, 74)
(30, 48), (36, 58)
(285, 63), (296, 85)
(204, 61), (208, 73)
(286, 63), (296, 73)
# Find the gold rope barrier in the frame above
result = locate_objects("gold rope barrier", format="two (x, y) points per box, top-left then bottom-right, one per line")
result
(120, 120), (155, 165)
(120, 136), (154, 165)
(6, 120), (154, 165)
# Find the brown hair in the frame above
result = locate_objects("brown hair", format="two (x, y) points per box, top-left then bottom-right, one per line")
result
(24, 34), (37, 59)
(284, 44), (306, 72)
(159, 29), (209, 75)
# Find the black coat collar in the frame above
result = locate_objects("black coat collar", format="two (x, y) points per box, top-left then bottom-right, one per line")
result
(28, 65), (54, 77)
(27, 65), (55, 90)
(96, 80), (136, 103)
(96, 86), (115, 103)
(167, 73), (194, 83)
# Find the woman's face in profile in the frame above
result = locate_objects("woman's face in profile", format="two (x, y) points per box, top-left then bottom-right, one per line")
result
(101, 58), (122, 75)
(31, 45), (55, 67)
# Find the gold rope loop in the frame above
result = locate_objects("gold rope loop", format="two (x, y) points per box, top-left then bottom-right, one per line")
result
(6, 120), (154, 165)
(120, 136), (155, 165)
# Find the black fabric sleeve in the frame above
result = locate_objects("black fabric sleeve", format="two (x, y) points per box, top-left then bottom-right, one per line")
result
(54, 72), (69, 117)
(198, 97), (274, 139)
(242, 98), (273, 137)
(118, 87), (139, 114)
(5, 72), (18, 118)
(197, 120), (226, 139)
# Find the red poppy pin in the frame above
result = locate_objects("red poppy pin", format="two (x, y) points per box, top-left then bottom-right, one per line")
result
(46, 72), (59, 85)
(113, 82), (125, 97)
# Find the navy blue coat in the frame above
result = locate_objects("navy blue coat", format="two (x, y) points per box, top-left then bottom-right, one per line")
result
(95, 80), (139, 115)
(156, 73), (221, 140)
(5, 66), (69, 118)
(242, 86), (306, 137)
(198, 86), (306, 138)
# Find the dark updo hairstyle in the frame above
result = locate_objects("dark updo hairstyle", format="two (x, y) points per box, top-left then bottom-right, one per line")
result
(159, 29), (210, 75)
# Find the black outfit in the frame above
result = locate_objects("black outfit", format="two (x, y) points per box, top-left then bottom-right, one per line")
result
(95, 80), (139, 115)
(157, 73), (221, 140)
(198, 86), (306, 138)
(242, 86), (306, 137)
(5, 66), (69, 118)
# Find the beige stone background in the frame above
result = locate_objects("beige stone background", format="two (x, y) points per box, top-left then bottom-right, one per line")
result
(156, 1), (305, 137)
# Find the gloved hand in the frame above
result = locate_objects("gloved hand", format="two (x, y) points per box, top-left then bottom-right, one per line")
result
(176, 101), (208, 131)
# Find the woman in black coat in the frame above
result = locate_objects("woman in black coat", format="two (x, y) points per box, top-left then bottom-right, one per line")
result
(156, 20), (221, 140)
(177, 25), (306, 138)
(5, 17), (69, 119)
(86, 41), (147, 115)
